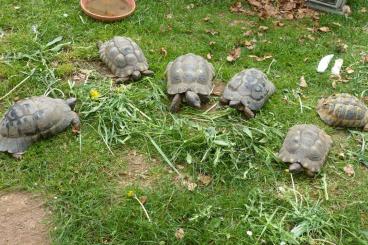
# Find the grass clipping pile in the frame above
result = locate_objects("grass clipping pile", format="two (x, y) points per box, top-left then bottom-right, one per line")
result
(231, 0), (318, 19)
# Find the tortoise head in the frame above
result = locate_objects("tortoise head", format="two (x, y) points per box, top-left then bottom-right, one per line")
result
(66, 98), (77, 110)
(185, 91), (201, 108)
(288, 162), (303, 174)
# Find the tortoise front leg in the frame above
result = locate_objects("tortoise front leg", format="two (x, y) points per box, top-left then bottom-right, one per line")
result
(131, 71), (142, 81)
(243, 106), (255, 119)
(12, 152), (24, 160)
(115, 76), (130, 84)
(364, 123), (368, 132)
(220, 97), (229, 105)
(199, 94), (210, 104)
(142, 70), (154, 76)
(71, 112), (81, 134)
(169, 94), (183, 113)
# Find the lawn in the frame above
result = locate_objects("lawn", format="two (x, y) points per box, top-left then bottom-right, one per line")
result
(1, 0), (368, 244)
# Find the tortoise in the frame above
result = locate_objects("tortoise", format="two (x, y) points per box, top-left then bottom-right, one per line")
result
(166, 53), (215, 112)
(278, 124), (332, 177)
(0, 96), (80, 159)
(317, 93), (368, 131)
(220, 68), (276, 119)
(97, 36), (154, 82)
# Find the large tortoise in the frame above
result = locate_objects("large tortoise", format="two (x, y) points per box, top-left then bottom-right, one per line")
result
(317, 93), (368, 131)
(0, 96), (80, 158)
(166, 53), (215, 112)
(98, 36), (154, 82)
(278, 124), (332, 177)
(221, 68), (275, 119)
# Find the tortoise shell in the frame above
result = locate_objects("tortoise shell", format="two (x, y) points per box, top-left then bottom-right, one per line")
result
(99, 36), (150, 78)
(166, 53), (215, 96)
(0, 96), (78, 154)
(317, 93), (368, 129)
(222, 68), (275, 111)
(278, 124), (332, 175)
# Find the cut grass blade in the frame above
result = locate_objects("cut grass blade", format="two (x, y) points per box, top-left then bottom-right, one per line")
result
(147, 135), (182, 178)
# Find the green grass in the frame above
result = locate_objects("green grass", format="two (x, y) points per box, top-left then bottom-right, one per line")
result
(1, 0), (368, 244)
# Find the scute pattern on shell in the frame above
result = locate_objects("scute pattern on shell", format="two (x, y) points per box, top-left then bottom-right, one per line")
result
(317, 93), (368, 128)
(0, 96), (75, 154)
(166, 53), (214, 95)
(278, 124), (332, 174)
(222, 68), (276, 110)
(99, 36), (149, 78)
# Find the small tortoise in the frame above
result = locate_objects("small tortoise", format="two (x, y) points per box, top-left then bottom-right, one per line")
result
(166, 53), (215, 112)
(317, 93), (368, 131)
(0, 96), (80, 158)
(98, 36), (154, 82)
(221, 68), (275, 119)
(278, 124), (332, 177)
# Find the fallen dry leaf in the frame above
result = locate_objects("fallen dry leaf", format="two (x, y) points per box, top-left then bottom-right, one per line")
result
(274, 21), (285, 27)
(259, 26), (269, 31)
(360, 7), (367, 13)
(186, 181), (197, 191)
(212, 82), (226, 96)
(160, 47), (168, 57)
(206, 29), (219, 36)
(332, 22), (342, 27)
(230, 1), (245, 13)
(206, 53), (212, 60)
(343, 164), (355, 177)
(165, 13), (173, 19)
(331, 81), (337, 89)
(362, 54), (368, 64)
(342, 5), (352, 16)
(139, 196), (148, 205)
(336, 42), (348, 53)
(209, 41), (216, 46)
(186, 4), (194, 10)
(240, 40), (256, 50)
(346, 67), (354, 74)
(299, 76), (308, 88)
(198, 174), (212, 186)
(236, 0), (317, 19)
(248, 55), (273, 62)
(318, 26), (330, 33)
(175, 228), (185, 240)
(243, 30), (254, 36)
(203, 16), (210, 22)
(227, 47), (241, 62)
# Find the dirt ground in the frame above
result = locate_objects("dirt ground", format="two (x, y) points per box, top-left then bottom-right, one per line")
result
(0, 192), (49, 245)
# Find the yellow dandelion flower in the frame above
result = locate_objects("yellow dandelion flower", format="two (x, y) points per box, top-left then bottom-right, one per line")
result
(127, 190), (135, 198)
(89, 88), (101, 100)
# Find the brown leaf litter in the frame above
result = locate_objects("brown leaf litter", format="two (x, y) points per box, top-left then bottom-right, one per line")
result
(230, 0), (318, 20)
(0, 192), (49, 245)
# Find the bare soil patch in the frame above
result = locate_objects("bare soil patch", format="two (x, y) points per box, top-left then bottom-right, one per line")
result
(117, 150), (159, 188)
(0, 192), (49, 245)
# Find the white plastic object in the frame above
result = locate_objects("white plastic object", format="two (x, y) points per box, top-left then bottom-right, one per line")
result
(331, 58), (344, 76)
(317, 54), (334, 73)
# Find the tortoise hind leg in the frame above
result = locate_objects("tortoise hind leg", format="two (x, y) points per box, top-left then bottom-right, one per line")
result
(364, 124), (368, 132)
(170, 94), (183, 113)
